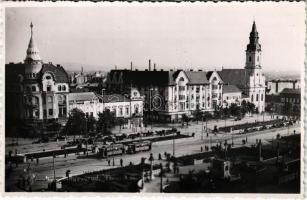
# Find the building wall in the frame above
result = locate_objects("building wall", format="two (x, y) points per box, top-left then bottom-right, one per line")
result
(222, 92), (242, 107)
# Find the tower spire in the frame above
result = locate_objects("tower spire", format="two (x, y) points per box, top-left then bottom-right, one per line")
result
(25, 22), (41, 61)
(30, 22), (33, 37)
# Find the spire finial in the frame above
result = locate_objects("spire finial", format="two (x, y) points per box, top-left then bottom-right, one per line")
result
(30, 22), (33, 37)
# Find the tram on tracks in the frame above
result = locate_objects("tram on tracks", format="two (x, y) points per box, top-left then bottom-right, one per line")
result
(97, 144), (124, 158)
(126, 140), (152, 154)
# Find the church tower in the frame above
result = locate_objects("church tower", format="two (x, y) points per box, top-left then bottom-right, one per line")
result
(245, 21), (262, 69)
(24, 22), (43, 79)
(244, 21), (265, 112)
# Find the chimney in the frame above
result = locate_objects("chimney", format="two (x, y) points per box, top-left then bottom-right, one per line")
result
(130, 62), (133, 71)
(149, 59), (151, 71)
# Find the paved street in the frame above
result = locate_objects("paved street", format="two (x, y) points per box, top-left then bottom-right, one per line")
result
(5, 114), (300, 191)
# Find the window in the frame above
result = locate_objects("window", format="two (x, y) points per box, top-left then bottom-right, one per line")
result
(196, 87), (200, 93)
(256, 94), (259, 101)
(45, 75), (51, 80)
(251, 95), (254, 102)
(43, 110), (47, 117)
(249, 56), (252, 62)
(48, 109), (53, 116)
(58, 85), (61, 91)
(35, 110), (39, 117)
(126, 107), (129, 115)
(47, 96), (53, 103)
(179, 86), (185, 91)
(261, 94), (263, 101)
(119, 107), (123, 116)
(212, 85), (218, 90)
(32, 86), (36, 92)
(47, 85), (51, 92)
(32, 73), (35, 78)
(134, 105), (139, 114)
(62, 85), (66, 91)
(27, 86), (31, 92)
(191, 94), (194, 100)
(257, 56), (259, 62)
(179, 95), (185, 100)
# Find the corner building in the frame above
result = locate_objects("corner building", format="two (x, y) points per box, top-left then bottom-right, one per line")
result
(6, 23), (70, 128)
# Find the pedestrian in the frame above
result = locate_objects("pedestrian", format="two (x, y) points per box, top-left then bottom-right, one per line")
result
(120, 158), (123, 167)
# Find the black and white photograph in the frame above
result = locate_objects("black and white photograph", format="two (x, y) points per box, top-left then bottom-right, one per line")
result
(3, 1), (305, 196)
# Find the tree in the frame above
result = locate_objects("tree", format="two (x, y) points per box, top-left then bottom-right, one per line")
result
(64, 108), (86, 136)
(97, 109), (116, 135)
(182, 114), (190, 126)
(240, 100), (248, 117)
(86, 115), (97, 132)
(214, 106), (222, 119)
(193, 106), (203, 124)
(247, 102), (256, 114)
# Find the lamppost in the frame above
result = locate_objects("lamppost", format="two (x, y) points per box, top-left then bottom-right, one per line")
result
(172, 120), (175, 157)
(149, 88), (153, 130)
(52, 153), (56, 191)
(85, 116), (88, 157)
(160, 163), (163, 193)
(201, 116), (204, 141)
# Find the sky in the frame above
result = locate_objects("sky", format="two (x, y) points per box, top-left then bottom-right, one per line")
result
(5, 2), (305, 73)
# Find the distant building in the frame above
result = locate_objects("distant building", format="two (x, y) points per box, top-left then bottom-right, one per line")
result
(222, 84), (242, 107)
(266, 79), (300, 95)
(266, 88), (301, 117)
(68, 90), (144, 126)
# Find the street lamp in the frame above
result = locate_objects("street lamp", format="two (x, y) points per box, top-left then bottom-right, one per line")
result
(201, 117), (204, 141)
(172, 120), (175, 157)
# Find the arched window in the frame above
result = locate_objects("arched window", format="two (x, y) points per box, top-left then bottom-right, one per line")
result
(31, 86), (36, 92)
(251, 94), (254, 102)
(134, 105), (139, 114)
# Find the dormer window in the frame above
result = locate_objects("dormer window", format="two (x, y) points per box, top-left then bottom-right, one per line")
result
(47, 85), (51, 92)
